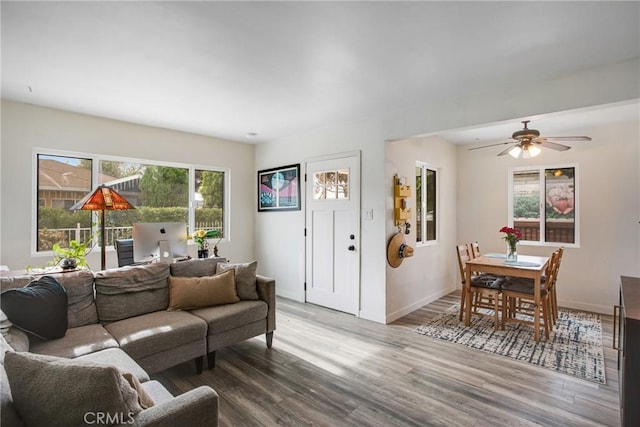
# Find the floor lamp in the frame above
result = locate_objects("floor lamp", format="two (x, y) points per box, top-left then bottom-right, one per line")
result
(71, 185), (135, 271)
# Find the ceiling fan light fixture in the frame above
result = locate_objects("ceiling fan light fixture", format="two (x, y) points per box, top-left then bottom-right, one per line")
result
(508, 146), (522, 158)
(529, 145), (542, 157)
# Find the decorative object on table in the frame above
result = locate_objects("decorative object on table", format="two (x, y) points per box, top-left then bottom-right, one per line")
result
(71, 185), (135, 271)
(191, 229), (222, 259)
(468, 120), (591, 158)
(415, 304), (605, 384)
(257, 164), (301, 211)
(50, 240), (89, 270)
(387, 232), (414, 268)
(500, 225), (521, 262)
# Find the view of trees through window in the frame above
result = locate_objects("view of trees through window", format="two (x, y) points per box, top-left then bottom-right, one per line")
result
(36, 153), (225, 252)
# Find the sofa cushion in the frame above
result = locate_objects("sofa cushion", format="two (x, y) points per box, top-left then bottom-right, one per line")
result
(216, 261), (259, 300)
(0, 366), (23, 427)
(168, 269), (239, 311)
(95, 263), (170, 323)
(191, 300), (268, 335)
(0, 333), (12, 364)
(0, 275), (33, 292)
(4, 351), (151, 427)
(169, 257), (226, 278)
(29, 324), (118, 359)
(75, 348), (150, 383)
(0, 276), (68, 340)
(3, 328), (29, 353)
(141, 380), (174, 404)
(54, 270), (99, 328)
(104, 310), (207, 361)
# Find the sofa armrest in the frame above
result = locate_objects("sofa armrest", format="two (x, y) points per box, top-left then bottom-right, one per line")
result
(132, 386), (218, 427)
(256, 275), (276, 333)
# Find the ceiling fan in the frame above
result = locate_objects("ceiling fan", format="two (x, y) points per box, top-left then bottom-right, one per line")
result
(469, 120), (592, 158)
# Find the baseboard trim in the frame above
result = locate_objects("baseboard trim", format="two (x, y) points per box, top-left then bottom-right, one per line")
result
(385, 286), (456, 324)
(557, 298), (613, 315)
(276, 289), (304, 302)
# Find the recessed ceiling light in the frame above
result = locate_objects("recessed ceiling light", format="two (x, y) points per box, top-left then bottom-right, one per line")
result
(246, 132), (258, 138)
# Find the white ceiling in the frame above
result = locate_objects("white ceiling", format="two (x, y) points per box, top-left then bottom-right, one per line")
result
(1, 1), (639, 143)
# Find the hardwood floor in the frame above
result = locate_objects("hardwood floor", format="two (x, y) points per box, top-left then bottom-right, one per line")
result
(152, 292), (620, 426)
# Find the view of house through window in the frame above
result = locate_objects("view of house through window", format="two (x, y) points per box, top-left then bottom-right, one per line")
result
(36, 153), (226, 252)
(37, 154), (93, 251)
(511, 166), (577, 245)
(416, 162), (437, 244)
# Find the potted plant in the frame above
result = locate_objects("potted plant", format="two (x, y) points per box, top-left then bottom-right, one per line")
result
(50, 240), (89, 270)
(191, 229), (221, 258)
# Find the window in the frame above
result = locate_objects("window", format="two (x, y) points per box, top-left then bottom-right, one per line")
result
(510, 165), (578, 246)
(35, 151), (227, 252)
(36, 154), (93, 251)
(416, 162), (438, 244)
(98, 160), (189, 245)
(312, 169), (349, 200)
(194, 169), (225, 236)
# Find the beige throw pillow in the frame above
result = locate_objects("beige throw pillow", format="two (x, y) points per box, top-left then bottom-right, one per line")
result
(168, 269), (239, 310)
(4, 351), (153, 427)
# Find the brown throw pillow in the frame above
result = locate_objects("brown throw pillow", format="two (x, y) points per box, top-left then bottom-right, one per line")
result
(167, 269), (239, 310)
(216, 261), (259, 300)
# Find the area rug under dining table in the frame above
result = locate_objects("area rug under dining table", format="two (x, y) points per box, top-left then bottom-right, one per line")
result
(414, 304), (605, 384)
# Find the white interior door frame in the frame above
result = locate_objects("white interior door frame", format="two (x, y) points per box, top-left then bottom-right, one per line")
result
(304, 150), (361, 315)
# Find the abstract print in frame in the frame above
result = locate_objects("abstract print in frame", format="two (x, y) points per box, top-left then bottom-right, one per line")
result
(258, 164), (301, 211)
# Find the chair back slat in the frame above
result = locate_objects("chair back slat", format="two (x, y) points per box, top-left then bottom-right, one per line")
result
(469, 241), (481, 258)
(456, 243), (471, 284)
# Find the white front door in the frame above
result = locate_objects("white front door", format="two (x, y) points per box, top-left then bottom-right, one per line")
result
(305, 153), (360, 315)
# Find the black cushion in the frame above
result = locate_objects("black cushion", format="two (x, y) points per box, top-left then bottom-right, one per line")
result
(470, 274), (504, 290)
(1, 276), (68, 340)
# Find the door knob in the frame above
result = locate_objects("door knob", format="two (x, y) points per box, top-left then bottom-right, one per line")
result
(349, 234), (355, 240)
(348, 245), (355, 251)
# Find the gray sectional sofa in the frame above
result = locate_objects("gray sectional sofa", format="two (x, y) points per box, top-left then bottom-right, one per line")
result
(0, 257), (276, 426)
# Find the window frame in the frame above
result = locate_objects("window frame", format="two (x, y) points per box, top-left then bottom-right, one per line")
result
(416, 161), (440, 247)
(32, 148), (230, 256)
(508, 163), (580, 248)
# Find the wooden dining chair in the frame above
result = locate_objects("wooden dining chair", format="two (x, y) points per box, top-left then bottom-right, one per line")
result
(456, 243), (504, 329)
(469, 241), (481, 259)
(548, 247), (564, 323)
(500, 249), (560, 339)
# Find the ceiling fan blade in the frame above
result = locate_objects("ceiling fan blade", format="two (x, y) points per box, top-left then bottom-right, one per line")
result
(541, 136), (592, 141)
(468, 141), (513, 151)
(538, 140), (571, 151)
(497, 144), (519, 156)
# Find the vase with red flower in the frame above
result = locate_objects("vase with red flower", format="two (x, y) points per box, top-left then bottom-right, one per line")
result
(500, 226), (522, 262)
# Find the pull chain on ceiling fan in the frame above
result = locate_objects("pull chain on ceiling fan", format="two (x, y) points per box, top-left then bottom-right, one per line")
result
(468, 120), (592, 158)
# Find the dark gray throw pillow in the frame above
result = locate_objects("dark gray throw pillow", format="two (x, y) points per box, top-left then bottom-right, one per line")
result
(0, 275), (68, 340)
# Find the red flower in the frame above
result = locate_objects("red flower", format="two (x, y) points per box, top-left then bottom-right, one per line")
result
(499, 225), (521, 243)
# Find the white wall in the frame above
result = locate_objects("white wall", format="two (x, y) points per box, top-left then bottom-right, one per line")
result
(0, 101), (256, 271)
(458, 119), (640, 313)
(255, 58), (639, 323)
(254, 122), (388, 322)
(385, 136), (458, 322)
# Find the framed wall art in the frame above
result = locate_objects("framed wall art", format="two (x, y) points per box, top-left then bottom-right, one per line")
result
(258, 164), (301, 212)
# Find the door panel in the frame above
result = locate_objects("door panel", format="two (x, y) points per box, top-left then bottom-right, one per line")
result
(305, 153), (360, 315)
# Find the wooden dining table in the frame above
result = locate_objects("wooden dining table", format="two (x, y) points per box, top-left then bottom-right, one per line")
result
(465, 254), (550, 342)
